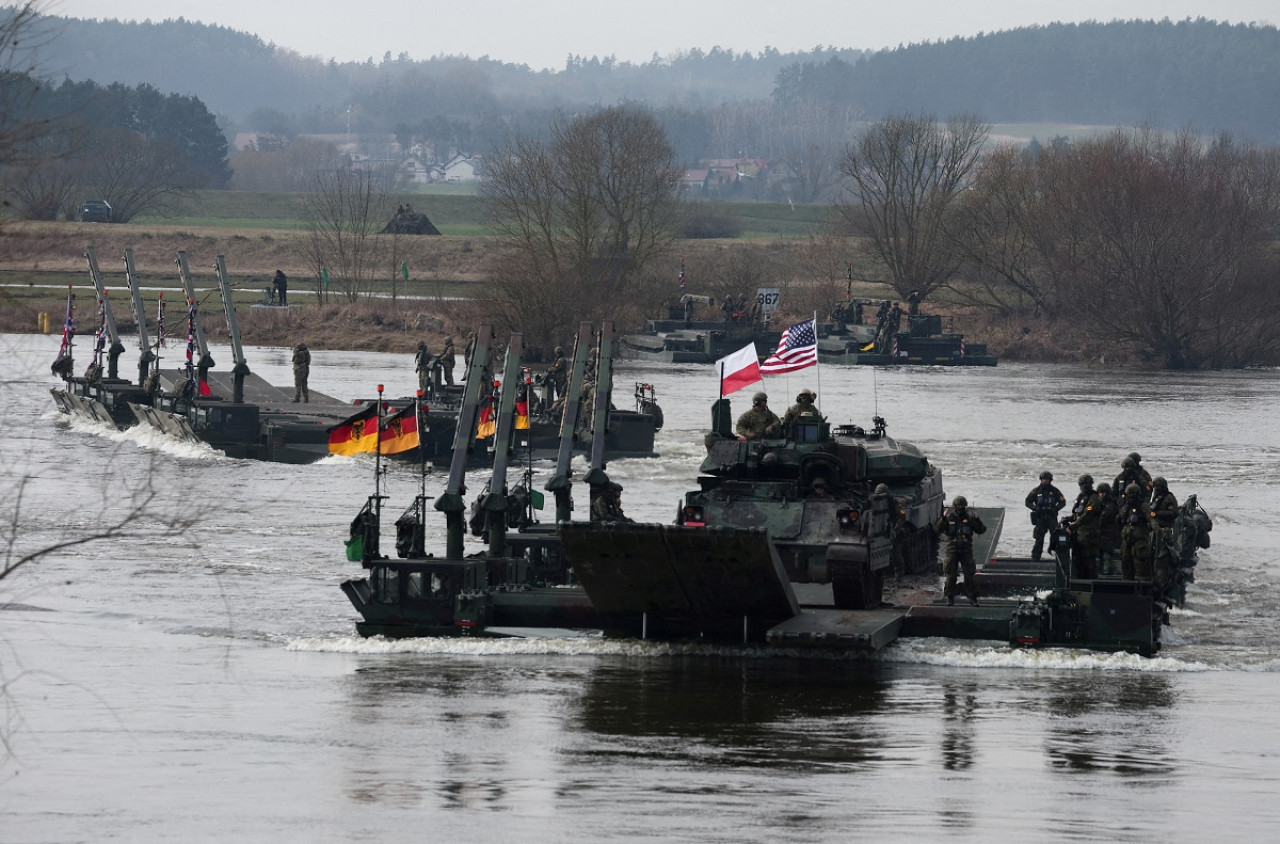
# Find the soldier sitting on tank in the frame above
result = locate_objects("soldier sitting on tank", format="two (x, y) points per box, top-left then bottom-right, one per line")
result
(783, 388), (822, 429)
(736, 391), (781, 440)
(1025, 470), (1066, 561)
(935, 495), (986, 606)
(590, 482), (634, 523)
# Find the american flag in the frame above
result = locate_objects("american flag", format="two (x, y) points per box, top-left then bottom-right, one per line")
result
(760, 317), (817, 374)
(156, 295), (166, 348)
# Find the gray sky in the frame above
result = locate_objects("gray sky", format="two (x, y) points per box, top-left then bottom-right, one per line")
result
(51, 0), (1277, 71)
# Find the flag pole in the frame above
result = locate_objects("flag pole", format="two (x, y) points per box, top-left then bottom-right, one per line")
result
(814, 310), (821, 406)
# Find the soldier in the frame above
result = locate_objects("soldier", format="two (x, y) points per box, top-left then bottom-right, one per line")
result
(1119, 482), (1153, 580)
(783, 388), (821, 427)
(1024, 470), (1066, 561)
(414, 340), (433, 392)
(1067, 474), (1101, 578)
(590, 482), (634, 523)
(273, 269), (288, 307)
(878, 483), (909, 575)
(887, 302), (902, 334)
(545, 346), (567, 404)
(1095, 482), (1122, 576)
(736, 391), (781, 440)
(935, 495), (986, 606)
(807, 477), (833, 499)
(291, 342), (310, 403)
(1114, 456), (1151, 501)
(439, 337), (456, 386)
(1149, 476), (1179, 595)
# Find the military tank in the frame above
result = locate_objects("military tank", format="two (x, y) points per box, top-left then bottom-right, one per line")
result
(671, 398), (946, 609)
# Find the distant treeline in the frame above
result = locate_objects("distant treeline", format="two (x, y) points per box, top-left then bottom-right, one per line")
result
(22, 14), (1280, 157)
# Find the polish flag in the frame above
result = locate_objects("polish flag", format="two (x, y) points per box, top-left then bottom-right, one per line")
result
(715, 343), (762, 396)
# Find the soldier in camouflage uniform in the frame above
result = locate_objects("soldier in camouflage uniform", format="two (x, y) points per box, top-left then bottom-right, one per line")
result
(590, 482), (634, 523)
(783, 388), (821, 428)
(1095, 482), (1122, 576)
(545, 346), (568, 404)
(934, 495), (986, 606)
(1148, 476), (1179, 596)
(414, 340), (433, 392)
(1024, 470), (1066, 561)
(1068, 474), (1102, 578)
(291, 342), (310, 403)
(1119, 482), (1152, 580)
(735, 391), (781, 440)
(439, 337), (456, 386)
(1114, 455), (1151, 502)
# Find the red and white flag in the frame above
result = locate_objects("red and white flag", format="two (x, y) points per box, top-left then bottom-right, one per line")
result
(715, 343), (762, 396)
(761, 318), (817, 375)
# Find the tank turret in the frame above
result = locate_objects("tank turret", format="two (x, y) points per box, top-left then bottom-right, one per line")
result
(679, 401), (945, 608)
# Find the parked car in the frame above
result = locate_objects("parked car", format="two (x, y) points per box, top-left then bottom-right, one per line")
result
(78, 200), (112, 223)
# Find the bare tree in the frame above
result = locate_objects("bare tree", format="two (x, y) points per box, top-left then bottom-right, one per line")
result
(946, 143), (1054, 316)
(228, 137), (342, 192)
(482, 105), (683, 350)
(302, 167), (394, 304)
(1027, 128), (1280, 368)
(0, 2), (57, 170)
(837, 113), (990, 302)
(79, 129), (200, 222)
(1, 131), (84, 220)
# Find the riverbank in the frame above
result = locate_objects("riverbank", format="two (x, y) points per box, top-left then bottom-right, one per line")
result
(0, 219), (1113, 363)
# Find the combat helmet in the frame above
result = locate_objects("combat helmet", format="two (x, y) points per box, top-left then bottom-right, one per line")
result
(1096, 482), (1111, 495)
(952, 495), (968, 508)
(1078, 474), (1093, 486)
(1039, 470), (1053, 481)
(1125, 483), (1142, 496)
(797, 388), (816, 402)
(554, 346), (564, 355)
(1128, 452), (1142, 464)
(752, 391), (768, 404)
(417, 339), (426, 349)
(874, 483), (890, 495)
(1152, 476), (1168, 490)
(1121, 457), (1134, 469)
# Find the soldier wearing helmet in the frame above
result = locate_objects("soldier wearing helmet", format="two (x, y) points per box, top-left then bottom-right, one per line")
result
(783, 388), (821, 428)
(544, 345), (568, 404)
(1067, 474), (1102, 578)
(934, 494), (986, 606)
(736, 391), (781, 440)
(414, 339), (433, 392)
(291, 342), (310, 403)
(1148, 477), (1179, 592)
(1119, 482), (1153, 580)
(439, 336), (456, 386)
(1114, 454), (1152, 501)
(1024, 470), (1066, 561)
(1095, 482), (1122, 575)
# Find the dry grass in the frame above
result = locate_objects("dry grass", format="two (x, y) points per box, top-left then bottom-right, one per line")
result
(2, 219), (1125, 362)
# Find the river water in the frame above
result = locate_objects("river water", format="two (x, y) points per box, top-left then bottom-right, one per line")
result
(3, 332), (1279, 842)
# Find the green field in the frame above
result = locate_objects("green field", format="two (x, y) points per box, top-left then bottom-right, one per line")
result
(133, 190), (836, 238)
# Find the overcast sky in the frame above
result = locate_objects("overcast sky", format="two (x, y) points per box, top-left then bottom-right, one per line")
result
(51, 0), (1277, 71)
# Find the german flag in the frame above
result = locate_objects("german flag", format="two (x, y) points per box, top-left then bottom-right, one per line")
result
(515, 399), (530, 430)
(380, 403), (420, 455)
(475, 403), (496, 440)
(329, 404), (379, 455)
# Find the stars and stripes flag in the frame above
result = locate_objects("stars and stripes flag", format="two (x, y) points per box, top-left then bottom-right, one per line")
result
(156, 294), (166, 348)
(57, 288), (75, 359)
(185, 299), (196, 377)
(760, 317), (818, 374)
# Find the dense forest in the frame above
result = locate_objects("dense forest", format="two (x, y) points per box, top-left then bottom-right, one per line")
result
(27, 14), (1280, 150)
